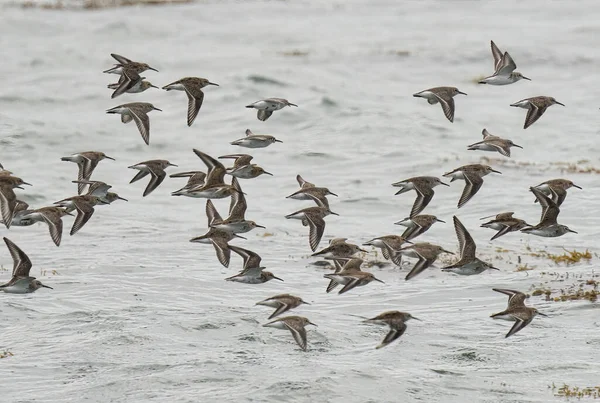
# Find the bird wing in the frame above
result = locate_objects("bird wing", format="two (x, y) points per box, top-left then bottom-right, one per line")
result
(4, 237), (32, 277)
(457, 172), (483, 208)
(453, 216), (476, 259)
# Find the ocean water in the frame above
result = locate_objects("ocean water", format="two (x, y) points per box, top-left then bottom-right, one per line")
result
(1, 1), (600, 402)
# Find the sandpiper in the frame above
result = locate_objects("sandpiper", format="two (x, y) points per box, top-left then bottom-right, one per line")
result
(324, 258), (364, 293)
(54, 195), (106, 236)
(480, 212), (530, 241)
(285, 206), (338, 251)
(108, 68), (158, 99)
(467, 129), (523, 157)
(170, 171), (207, 194)
(263, 316), (316, 352)
(323, 262), (384, 294)
(0, 200), (34, 227)
(72, 180), (111, 199)
(521, 187), (577, 237)
(286, 175), (337, 209)
(21, 207), (72, 247)
(0, 238), (52, 293)
(312, 238), (366, 260)
(246, 98), (297, 121)
(364, 311), (419, 349)
(106, 102), (162, 145)
(510, 96), (564, 129)
(443, 164), (501, 208)
(441, 216), (500, 275)
(102, 192), (128, 205)
(490, 288), (547, 338)
(392, 176), (449, 218)
(172, 150), (239, 199)
(394, 215), (445, 241)
(396, 242), (454, 281)
(256, 294), (310, 319)
(226, 245), (283, 284)
(128, 160), (177, 197)
(413, 86), (467, 122)
(231, 129), (282, 148)
(478, 40), (530, 85)
(103, 53), (158, 75)
(61, 151), (115, 195)
(0, 176), (32, 229)
(163, 77), (219, 126)
(219, 154), (273, 179)
(210, 177), (265, 234)
(533, 179), (581, 207)
(189, 200), (245, 268)
(363, 235), (410, 266)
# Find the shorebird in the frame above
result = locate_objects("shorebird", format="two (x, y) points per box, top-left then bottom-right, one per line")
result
(413, 86), (467, 122)
(162, 77), (219, 126)
(72, 180), (112, 199)
(246, 98), (297, 121)
(394, 215), (445, 241)
(231, 129), (282, 148)
(108, 68), (158, 99)
(364, 311), (420, 349)
(20, 207), (72, 247)
(441, 216), (500, 275)
(263, 316), (316, 352)
(286, 175), (338, 208)
(323, 258), (364, 293)
(172, 150), (239, 199)
(106, 102), (162, 145)
(312, 238), (366, 260)
(0, 238), (52, 293)
(510, 96), (564, 129)
(480, 212), (530, 241)
(101, 192), (128, 205)
(128, 160), (177, 197)
(0, 175), (32, 229)
(467, 129), (523, 157)
(0, 200), (34, 227)
(521, 187), (577, 237)
(170, 170), (206, 194)
(219, 154), (273, 179)
(490, 288), (547, 338)
(226, 245), (283, 284)
(363, 235), (410, 266)
(103, 53), (158, 75)
(323, 260), (384, 294)
(395, 242), (454, 281)
(256, 294), (310, 319)
(443, 164), (501, 208)
(478, 40), (530, 85)
(54, 195), (106, 236)
(210, 177), (265, 234)
(392, 176), (449, 218)
(61, 151), (115, 195)
(532, 179), (582, 207)
(285, 206), (338, 251)
(189, 200), (245, 268)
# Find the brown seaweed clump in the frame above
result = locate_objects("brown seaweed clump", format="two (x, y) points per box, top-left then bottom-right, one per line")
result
(552, 383), (600, 398)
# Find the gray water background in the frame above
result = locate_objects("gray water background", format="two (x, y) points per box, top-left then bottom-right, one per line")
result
(1, 1), (600, 402)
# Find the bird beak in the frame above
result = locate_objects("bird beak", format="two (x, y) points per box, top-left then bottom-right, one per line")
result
(302, 301), (311, 305)
(457, 91), (467, 95)
(168, 163), (178, 167)
(148, 67), (159, 72)
(41, 284), (53, 289)
(289, 103), (298, 107)
(572, 184), (582, 189)
(263, 171), (273, 176)
(373, 277), (385, 284)
(153, 107), (163, 112)
(440, 181), (450, 186)
(490, 169), (502, 174)
(233, 234), (247, 240)
(328, 191), (338, 197)
(537, 312), (548, 317)
(149, 84), (159, 89)
(117, 196), (128, 201)
(411, 316), (422, 321)
(273, 276), (284, 282)
(105, 155), (115, 160)
(274, 139), (283, 143)
(555, 101), (565, 106)
(512, 144), (523, 149)
(567, 228), (578, 234)
(359, 248), (368, 253)
(308, 321), (318, 327)
(490, 266), (501, 271)
(329, 211), (339, 216)
(22, 181), (32, 186)
(208, 82), (219, 86)
(436, 218), (446, 223)
(255, 224), (266, 229)
(522, 76), (531, 81)
(442, 249), (455, 255)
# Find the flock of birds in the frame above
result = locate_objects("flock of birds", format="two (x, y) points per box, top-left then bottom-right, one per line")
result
(0, 41), (583, 352)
